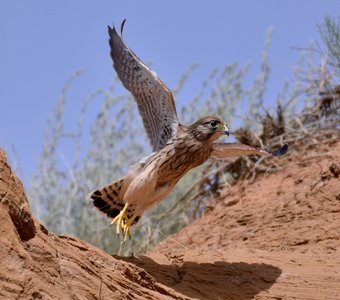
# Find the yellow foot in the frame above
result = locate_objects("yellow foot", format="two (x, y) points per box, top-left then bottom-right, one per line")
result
(110, 203), (129, 235)
(123, 215), (137, 241)
(110, 203), (137, 241)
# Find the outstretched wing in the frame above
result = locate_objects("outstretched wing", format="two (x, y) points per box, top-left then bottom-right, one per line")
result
(108, 21), (179, 151)
(211, 143), (289, 159)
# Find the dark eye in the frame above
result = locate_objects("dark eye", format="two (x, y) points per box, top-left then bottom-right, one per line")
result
(209, 120), (218, 128)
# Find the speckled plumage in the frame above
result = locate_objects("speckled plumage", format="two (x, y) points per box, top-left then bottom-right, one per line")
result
(89, 21), (288, 237)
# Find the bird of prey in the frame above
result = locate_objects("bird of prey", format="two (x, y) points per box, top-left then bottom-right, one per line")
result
(89, 20), (288, 240)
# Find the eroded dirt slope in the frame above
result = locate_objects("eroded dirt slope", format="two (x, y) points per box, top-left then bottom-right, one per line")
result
(0, 149), (186, 300)
(0, 141), (339, 300)
(138, 141), (340, 299)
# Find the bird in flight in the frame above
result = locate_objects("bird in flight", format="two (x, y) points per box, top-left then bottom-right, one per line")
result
(89, 20), (288, 241)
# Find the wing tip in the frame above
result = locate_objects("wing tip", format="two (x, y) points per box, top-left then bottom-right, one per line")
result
(271, 143), (289, 157)
(108, 21), (120, 49)
(120, 19), (127, 36)
(107, 19), (127, 37)
(108, 23), (115, 36)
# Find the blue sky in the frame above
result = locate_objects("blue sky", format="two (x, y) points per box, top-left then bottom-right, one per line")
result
(0, 1), (339, 184)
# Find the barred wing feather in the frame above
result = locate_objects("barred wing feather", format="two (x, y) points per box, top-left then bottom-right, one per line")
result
(108, 22), (179, 151)
(211, 143), (288, 158)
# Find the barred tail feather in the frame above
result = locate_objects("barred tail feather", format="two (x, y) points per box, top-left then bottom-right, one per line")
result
(89, 177), (140, 224)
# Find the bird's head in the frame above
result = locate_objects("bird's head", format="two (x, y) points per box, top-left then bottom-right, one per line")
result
(188, 116), (229, 142)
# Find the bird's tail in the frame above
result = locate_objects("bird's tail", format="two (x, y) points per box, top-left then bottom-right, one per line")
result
(89, 177), (140, 225)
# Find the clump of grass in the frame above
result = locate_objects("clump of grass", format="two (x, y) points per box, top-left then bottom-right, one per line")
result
(318, 14), (340, 78)
(28, 27), (338, 255)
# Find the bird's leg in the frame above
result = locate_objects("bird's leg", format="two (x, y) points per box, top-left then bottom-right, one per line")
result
(123, 214), (138, 241)
(110, 203), (129, 235)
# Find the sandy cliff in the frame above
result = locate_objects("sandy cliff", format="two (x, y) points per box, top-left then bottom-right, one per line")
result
(0, 142), (339, 299)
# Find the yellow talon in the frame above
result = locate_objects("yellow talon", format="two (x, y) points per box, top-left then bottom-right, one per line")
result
(123, 215), (137, 241)
(110, 203), (137, 241)
(110, 203), (129, 235)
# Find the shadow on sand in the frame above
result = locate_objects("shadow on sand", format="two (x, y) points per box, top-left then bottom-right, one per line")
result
(117, 255), (282, 300)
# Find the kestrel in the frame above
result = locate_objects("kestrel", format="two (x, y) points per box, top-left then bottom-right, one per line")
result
(89, 20), (288, 240)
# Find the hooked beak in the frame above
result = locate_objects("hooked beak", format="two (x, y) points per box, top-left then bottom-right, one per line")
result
(220, 124), (229, 136)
